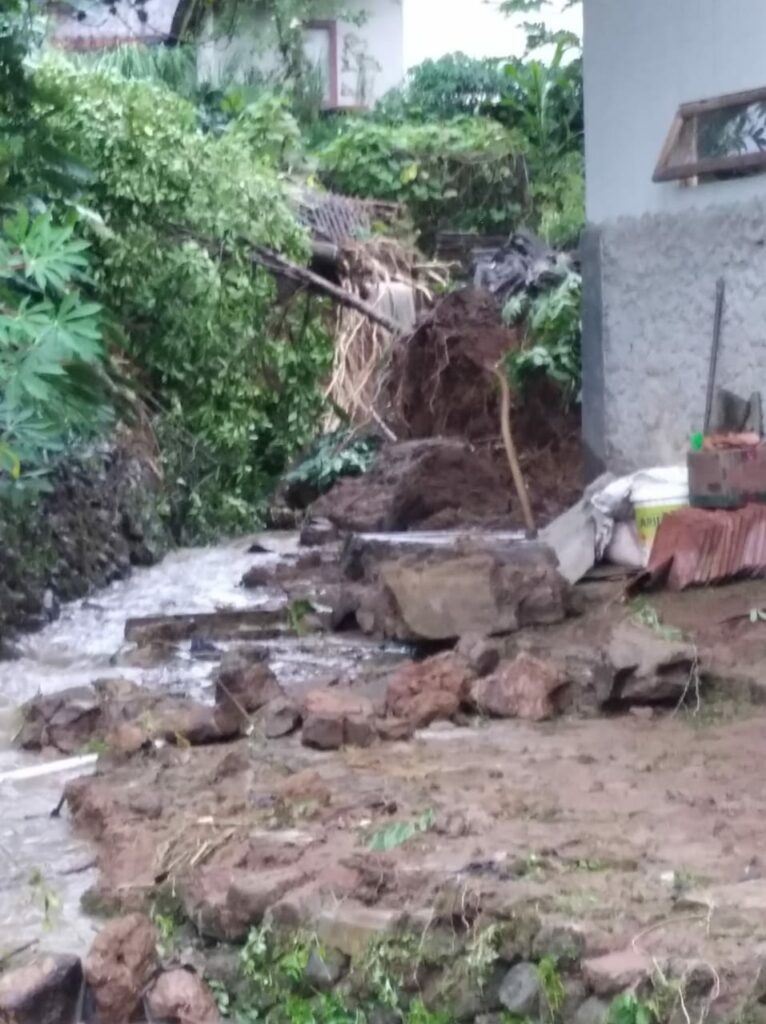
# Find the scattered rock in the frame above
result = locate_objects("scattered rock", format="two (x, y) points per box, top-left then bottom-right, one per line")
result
(385, 652), (474, 728)
(241, 565), (276, 589)
(215, 651), (283, 714)
(227, 869), (309, 931)
(470, 653), (569, 721)
(261, 696), (301, 738)
(574, 996), (610, 1024)
(532, 921), (586, 966)
(145, 969), (220, 1024)
(301, 689), (376, 750)
(607, 621), (699, 707)
(17, 679), (245, 754)
(300, 517), (339, 547)
(375, 717), (416, 742)
(456, 634), (502, 677)
(182, 865), (309, 942)
(498, 962), (541, 1017)
(84, 913), (159, 1023)
(582, 949), (653, 996)
(16, 686), (101, 753)
(372, 548), (567, 642)
(0, 954), (82, 1024)
(304, 947), (350, 991)
(316, 903), (401, 959)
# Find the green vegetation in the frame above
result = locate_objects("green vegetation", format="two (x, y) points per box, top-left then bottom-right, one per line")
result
(366, 808), (435, 852)
(0, 0), (585, 540)
(35, 60), (332, 539)
(504, 270), (582, 400)
(316, 117), (527, 245)
(608, 993), (657, 1024)
(537, 956), (566, 1022)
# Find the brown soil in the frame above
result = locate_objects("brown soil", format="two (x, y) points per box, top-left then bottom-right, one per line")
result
(61, 573), (766, 1018)
(384, 289), (522, 440)
(373, 287), (583, 528)
(308, 432), (582, 534)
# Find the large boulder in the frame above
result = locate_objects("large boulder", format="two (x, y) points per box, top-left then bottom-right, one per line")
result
(84, 914), (158, 1024)
(470, 653), (570, 721)
(385, 653), (474, 728)
(365, 548), (568, 642)
(0, 954), (82, 1024)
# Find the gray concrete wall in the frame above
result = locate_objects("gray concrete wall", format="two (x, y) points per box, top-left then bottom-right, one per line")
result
(582, 0), (766, 471)
(585, 199), (766, 471)
(584, 0), (766, 223)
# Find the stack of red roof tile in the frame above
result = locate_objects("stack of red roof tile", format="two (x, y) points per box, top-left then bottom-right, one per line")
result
(646, 504), (766, 590)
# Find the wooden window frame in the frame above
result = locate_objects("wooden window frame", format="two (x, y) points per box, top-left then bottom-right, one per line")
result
(654, 85), (766, 183)
(305, 19), (339, 108)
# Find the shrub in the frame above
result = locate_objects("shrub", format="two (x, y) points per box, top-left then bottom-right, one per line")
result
(376, 52), (514, 122)
(315, 116), (527, 246)
(35, 60), (332, 539)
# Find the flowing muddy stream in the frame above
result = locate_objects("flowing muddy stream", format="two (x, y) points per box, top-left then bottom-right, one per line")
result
(0, 534), (398, 958)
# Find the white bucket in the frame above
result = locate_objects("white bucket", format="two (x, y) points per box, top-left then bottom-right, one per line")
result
(632, 467), (689, 562)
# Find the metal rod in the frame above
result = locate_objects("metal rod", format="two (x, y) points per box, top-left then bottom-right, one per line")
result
(704, 277), (726, 434)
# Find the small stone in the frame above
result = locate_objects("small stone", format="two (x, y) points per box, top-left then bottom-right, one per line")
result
(574, 996), (610, 1024)
(456, 634), (502, 677)
(385, 652), (474, 728)
(345, 714), (377, 747)
(316, 903), (401, 959)
(301, 517), (338, 547)
(583, 949), (653, 996)
(304, 947), (350, 991)
(241, 565), (275, 588)
(215, 651), (282, 714)
(533, 921), (586, 967)
(262, 697), (301, 739)
(108, 723), (147, 756)
(0, 954), (82, 1024)
(85, 914), (158, 1023)
(146, 969), (220, 1024)
(227, 868), (308, 931)
(301, 689), (375, 750)
(498, 962), (541, 1017)
(471, 653), (569, 721)
(375, 717), (415, 742)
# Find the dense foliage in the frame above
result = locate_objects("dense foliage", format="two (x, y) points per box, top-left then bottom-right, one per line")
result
(34, 62), (332, 538)
(316, 117), (528, 244)
(0, 0), (586, 535)
(340, 17), (585, 247)
(375, 53), (514, 122)
(504, 269), (582, 400)
(0, 0), (117, 493)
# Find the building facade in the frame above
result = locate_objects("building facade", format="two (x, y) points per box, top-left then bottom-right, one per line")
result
(582, 0), (766, 472)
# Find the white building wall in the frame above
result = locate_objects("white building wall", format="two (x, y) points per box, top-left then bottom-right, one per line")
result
(584, 0), (766, 223)
(197, 0), (403, 108)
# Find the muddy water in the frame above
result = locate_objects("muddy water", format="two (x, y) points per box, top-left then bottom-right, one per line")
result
(0, 534), (395, 958)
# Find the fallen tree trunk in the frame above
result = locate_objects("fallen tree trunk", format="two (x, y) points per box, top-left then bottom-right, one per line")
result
(170, 224), (402, 334)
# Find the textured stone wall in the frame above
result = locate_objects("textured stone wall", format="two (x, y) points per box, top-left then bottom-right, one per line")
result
(0, 443), (166, 643)
(582, 197), (766, 472)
